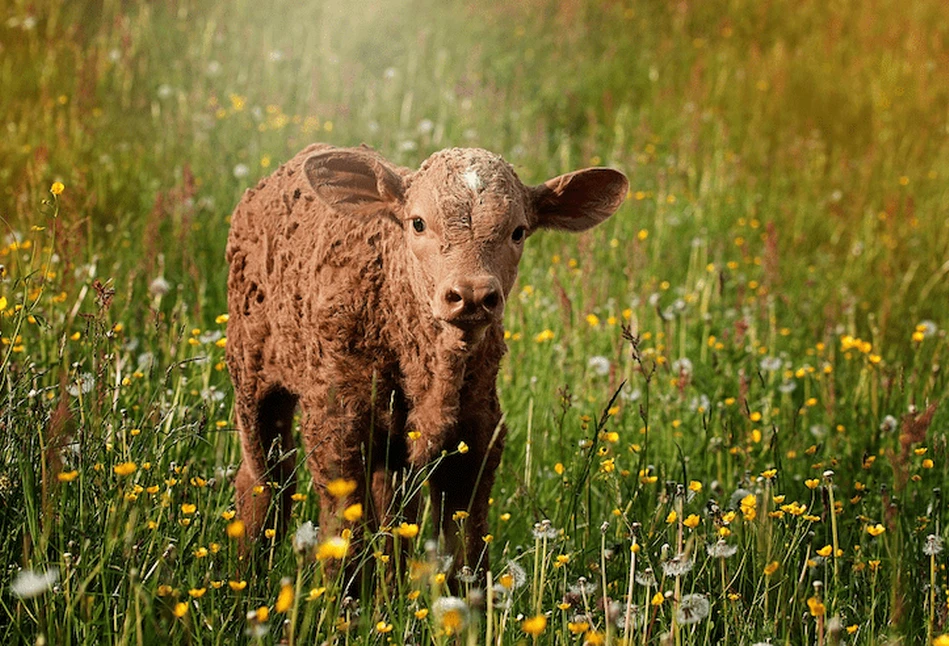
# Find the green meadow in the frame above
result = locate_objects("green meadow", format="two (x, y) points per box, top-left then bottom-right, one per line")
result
(2, 0), (949, 643)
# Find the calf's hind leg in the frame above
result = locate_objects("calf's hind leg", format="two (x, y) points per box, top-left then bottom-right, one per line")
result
(234, 385), (299, 543)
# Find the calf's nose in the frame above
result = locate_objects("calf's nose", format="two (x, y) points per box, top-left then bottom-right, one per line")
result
(441, 276), (503, 320)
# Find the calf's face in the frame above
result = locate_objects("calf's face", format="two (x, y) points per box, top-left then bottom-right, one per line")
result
(304, 147), (628, 340)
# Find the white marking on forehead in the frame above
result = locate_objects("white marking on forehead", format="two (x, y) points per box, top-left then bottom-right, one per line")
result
(462, 168), (483, 192)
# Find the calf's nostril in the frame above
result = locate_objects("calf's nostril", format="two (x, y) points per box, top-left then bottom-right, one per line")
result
(482, 290), (500, 310)
(446, 289), (463, 304)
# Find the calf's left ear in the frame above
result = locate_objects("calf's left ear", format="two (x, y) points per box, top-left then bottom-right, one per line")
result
(530, 167), (628, 232)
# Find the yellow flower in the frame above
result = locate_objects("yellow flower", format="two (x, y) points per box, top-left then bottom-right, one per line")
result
(651, 591), (664, 606)
(326, 478), (357, 499)
(452, 510), (469, 522)
(922, 458), (934, 469)
(740, 494), (757, 520)
(933, 635), (949, 646)
(173, 602), (188, 618)
(188, 588), (206, 599)
(181, 503), (197, 515)
(113, 461), (137, 476)
(396, 522), (419, 539)
(807, 596), (825, 617)
(307, 587), (326, 601)
(291, 492), (307, 502)
(316, 536), (350, 560)
(585, 314), (600, 327)
(683, 514), (700, 529)
(58, 470), (79, 482)
(376, 621), (393, 633)
(229, 580), (247, 591)
(193, 547), (208, 558)
(255, 606), (269, 622)
(50, 182), (65, 195)
(275, 580), (294, 613)
(688, 480), (702, 493)
(665, 510), (677, 524)
(805, 478), (820, 489)
(781, 501), (806, 516)
(584, 631), (606, 645)
(763, 561), (780, 576)
(866, 523), (886, 537)
(0, 296), (6, 312)
(521, 614), (547, 636)
(343, 503), (363, 522)
(415, 608), (429, 619)
(226, 520), (245, 539)
(760, 468), (777, 479)
(221, 510), (236, 520)
(534, 329), (555, 343)
(457, 441), (469, 454)
(567, 621), (589, 634)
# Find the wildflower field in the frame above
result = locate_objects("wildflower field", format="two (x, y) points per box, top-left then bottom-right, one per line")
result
(2, 0), (949, 643)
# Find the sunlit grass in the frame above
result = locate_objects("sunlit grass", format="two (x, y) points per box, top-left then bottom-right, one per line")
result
(2, 0), (949, 643)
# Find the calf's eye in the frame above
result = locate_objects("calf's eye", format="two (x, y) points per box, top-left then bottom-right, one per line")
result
(412, 217), (426, 233)
(511, 226), (527, 243)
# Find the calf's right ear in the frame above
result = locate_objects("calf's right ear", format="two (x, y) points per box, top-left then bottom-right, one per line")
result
(303, 149), (404, 212)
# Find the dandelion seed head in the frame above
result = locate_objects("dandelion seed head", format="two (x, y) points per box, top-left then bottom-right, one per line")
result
(759, 356), (782, 372)
(11, 568), (59, 599)
(671, 357), (693, 377)
(432, 596), (468, 633)
(587, 355), (610, 376)
(661, 553), (693, 577)
(917, 320), (938, 338)
(532, 519), (557, 540)
(676, 593), (710, 625)
(148, 277), (171, 297)
(879, 415), (898, 433)
(293, 520), (317, 554)
(706, 540), (738, 559)
(504, 560), (527, 589)
(924, 534), (944, 556)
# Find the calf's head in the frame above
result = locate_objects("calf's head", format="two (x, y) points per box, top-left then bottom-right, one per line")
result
(304, 147), (628, 341)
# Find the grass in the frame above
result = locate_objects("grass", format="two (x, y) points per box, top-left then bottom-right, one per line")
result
(1, 0), (948, 643)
